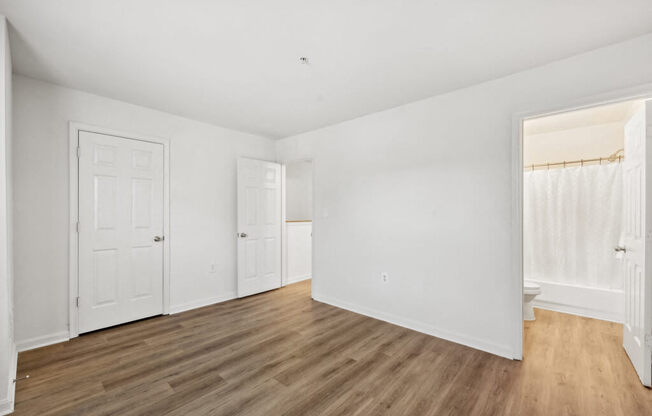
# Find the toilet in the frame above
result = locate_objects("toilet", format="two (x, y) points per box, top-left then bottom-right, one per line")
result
(523, 281), (541, 321)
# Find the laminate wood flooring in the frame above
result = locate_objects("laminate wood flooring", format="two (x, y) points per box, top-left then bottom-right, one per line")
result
(13, 281), (652, 415)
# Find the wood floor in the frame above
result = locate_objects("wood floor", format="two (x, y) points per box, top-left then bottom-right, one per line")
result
(13, 281), (652, 415)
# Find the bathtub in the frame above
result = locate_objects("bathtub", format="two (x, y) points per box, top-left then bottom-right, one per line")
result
(527, 279), (624, 323)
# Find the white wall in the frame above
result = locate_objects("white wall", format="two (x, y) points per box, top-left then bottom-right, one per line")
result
(524, 122), (624, 166)
(276, 34), (652, 358)
(12, 75), (276, 349)
(285, 160), (312, 221)
(0, 15), (15, 416)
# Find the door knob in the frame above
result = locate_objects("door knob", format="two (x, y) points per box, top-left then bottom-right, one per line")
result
(239, 233), (248, 238)
(154, 236), (164, 242)
(614, 246), (626, 253)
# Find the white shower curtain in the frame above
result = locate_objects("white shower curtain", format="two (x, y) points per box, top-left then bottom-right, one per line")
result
(523, 164), (623, 290)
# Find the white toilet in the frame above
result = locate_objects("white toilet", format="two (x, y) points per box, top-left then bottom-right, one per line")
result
(523, 281), (541, 321)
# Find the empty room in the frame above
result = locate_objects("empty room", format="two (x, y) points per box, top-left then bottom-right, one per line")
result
(0, 1), (652, 415)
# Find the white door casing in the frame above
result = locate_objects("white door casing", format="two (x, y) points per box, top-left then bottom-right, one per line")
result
(622, 101), (652, 386)
(237, 158), (282, 297)
(78, 130), (165, 333)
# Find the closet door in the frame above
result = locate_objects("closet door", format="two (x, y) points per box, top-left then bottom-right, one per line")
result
(78, 131), (165, 333)
(621, 100), (652, 387)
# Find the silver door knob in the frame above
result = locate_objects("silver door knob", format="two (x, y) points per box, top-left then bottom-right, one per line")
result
(614, 246), (626, 253)
(154, 236), (164, 242)
(239, 233), (248, 238)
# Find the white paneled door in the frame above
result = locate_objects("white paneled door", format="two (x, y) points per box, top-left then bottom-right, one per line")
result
(237, 158), (282, 297)
(622, 101), (652, 386)
(78, 131), (164, 333)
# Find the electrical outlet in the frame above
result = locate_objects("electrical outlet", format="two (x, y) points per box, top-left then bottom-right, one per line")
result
(381, 272), (389, 283)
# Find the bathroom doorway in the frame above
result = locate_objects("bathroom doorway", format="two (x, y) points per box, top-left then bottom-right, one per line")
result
(281, 160), (313, 287)
(521, 98), (652, 387)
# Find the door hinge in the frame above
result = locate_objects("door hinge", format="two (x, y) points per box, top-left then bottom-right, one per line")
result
(76, 222), (79, 233)
(646, 334), (652, 348)
(76, 147), (81, 158)
(76, 297), (80, 308)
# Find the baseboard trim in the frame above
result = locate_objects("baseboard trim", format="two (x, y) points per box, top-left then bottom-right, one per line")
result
(533, 299), (622, 323)
(16, 331), (70, 353)
(312, 292), (515, 360)
(170, 292), (237, 314)
(15, 294), (239, 352)
(286, 275), (311, 285)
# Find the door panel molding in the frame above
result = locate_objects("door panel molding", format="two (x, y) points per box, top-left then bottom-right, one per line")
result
(69, 122), (171, 338)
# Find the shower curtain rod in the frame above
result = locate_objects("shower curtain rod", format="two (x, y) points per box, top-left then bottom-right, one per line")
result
(525, 149), (624, 171)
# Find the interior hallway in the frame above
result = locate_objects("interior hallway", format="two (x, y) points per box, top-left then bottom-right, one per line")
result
(12, 281), (652, 416)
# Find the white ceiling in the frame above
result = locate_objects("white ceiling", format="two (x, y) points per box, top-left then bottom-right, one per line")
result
(1, 1), (652, 138)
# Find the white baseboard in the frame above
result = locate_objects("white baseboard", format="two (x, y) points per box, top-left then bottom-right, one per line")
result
(16, 331), (70, 353)
(287, 274), (311, 285)
(170, 291), (237, 314)
(14, 294), (238, 353)
(312, 292), (515, 360)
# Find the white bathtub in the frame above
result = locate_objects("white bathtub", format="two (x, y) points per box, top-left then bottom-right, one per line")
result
(528, 280), (624, 323)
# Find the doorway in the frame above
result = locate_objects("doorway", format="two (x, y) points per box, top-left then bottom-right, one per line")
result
(69, 124), (171, 337)
(520, 99), (652, 386)
(235, 158), (312, 297)
(282, 160), (313, 287)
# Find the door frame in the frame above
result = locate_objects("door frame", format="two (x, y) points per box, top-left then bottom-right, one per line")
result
(511, 84), (652, 360)
(68, 122), (171, 338)
(280, 158), (314, 288)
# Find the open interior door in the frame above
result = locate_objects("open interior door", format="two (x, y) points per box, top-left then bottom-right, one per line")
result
(622, 100), (652, 386)
(237, 158), (282, 297)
